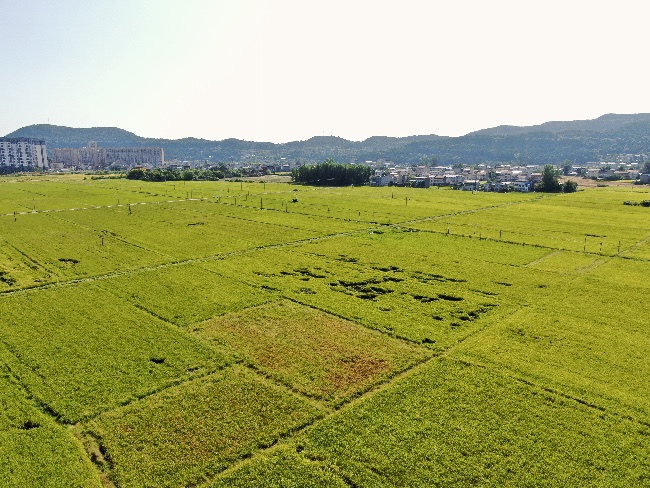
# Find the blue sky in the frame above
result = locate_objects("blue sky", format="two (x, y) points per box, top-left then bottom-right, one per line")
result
(2, 0), (648, 142)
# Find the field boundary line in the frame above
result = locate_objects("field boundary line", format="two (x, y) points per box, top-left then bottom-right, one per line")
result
(282, 296), (430, 348)
(618, 232), (650, 257)
(202, 352), (441, 487)
(5, 193), (644, 298)
(3, 221), (648, 299)
(0, 197), (202, 218)
(574, 257), (609, 273)
(47, 211), (178, 260)
(0, 198), (548, 297)
(445, 355), (650, 429)
(525, 250), (561, 267)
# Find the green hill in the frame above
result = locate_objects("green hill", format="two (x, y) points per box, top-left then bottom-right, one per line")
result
(7, 113), (650, 164)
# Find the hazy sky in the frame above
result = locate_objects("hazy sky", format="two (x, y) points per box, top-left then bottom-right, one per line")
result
(2, 0), (647, 142)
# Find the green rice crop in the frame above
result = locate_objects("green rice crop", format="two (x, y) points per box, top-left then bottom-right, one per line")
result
(0, 364), (101, 487)
(87, 365), (324, 488)
(409, 188), (650, 255)
(208, 446), (347, 487)
(0, 283), (231, 423)
(59, 201), (321, 260)
(454, 271), (650, 422)
(0, 210), (168, 285)
(98, 263), (278, 327)
(296, 358), (650, 487)
(203, 246), (502, 348)
(1, 175), (649, 486)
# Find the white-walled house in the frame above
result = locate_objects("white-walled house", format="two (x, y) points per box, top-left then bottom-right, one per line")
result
(513, 180), (533, 192)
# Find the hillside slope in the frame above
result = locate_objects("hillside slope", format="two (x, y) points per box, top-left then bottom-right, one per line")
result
(7, 113), (650, 164)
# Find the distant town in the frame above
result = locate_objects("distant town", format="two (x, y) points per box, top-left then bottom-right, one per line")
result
(1, 136), (649, 191)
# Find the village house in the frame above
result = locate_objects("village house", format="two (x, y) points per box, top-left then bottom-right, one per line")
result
(431, 175), (446, 186)
(461, 179), (480, 191)
(370, 171), (392, 186)
(513, 180), (533, 192)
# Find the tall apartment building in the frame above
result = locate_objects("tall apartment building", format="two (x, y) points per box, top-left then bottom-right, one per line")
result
(50, 142), (164, 169)
(0, 137), (48, 169)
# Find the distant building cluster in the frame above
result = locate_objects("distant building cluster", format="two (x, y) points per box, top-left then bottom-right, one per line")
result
(0, 137), (48, 169)
(50, 142), (164, 169)
(370, 164), (543, 192)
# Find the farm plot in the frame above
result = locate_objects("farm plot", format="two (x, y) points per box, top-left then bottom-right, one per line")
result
(295, 225), (552, 268)
(0, 177), (175, 213)
(208, 446), (347, 488)
(93, 179), (192, 202)
(586, 256), (650, 287)
(0, 239), (56, 290)
(205, 228), (578, 349)
(0, 179), (92, 214)
(59, 201), (322, 260)
(132, 180), (294, 202)
(87, 179), (301, 205)
(409, 190), (650, 255)
(86, 365), (324, 488)
(71, 177), (225, 205)
(0, 283), (231, 423)
(99, 263), (278, 327)
(199, 200), (373, 234)
(196, 300), (431, 406)
(523, 250), (606, 274)
(0, 364), (101, 487)
(291, 358), (650, 487)
(203, 246), (503, 348)
(0, 211), (169, 285)
(453, 271), (650, 422)
(232, 186), (538, 225)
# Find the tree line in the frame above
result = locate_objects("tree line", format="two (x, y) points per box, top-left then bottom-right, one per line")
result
(0, 163), (37, 175)
(125, 164), (244, 181)
(291, 159), (372, 186)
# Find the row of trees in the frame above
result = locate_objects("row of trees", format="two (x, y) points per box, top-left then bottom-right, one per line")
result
(291, 159), (372, 186)
(125, 164), (244, 182)
(0, 163), (37, 175)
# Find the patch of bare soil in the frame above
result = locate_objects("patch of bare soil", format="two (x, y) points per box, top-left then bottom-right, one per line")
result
(560, 177), (636, 188)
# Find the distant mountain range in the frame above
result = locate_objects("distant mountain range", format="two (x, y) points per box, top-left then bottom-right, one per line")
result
(7, 113), (650, 165)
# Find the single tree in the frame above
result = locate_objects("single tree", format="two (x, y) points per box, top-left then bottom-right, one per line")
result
(562, 180), (578, 193)
(536, 164), (562, 192)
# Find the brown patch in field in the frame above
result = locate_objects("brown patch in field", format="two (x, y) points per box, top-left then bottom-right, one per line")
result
(196, 300), (429, 405)
(323, 355), (389, 392)
(559, 176), (634, 188)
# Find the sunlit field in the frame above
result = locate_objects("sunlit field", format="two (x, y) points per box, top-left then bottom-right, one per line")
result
(1, 175), (649, 487)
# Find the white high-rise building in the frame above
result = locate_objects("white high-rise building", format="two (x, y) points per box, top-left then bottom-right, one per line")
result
(0, 138), (48, 170)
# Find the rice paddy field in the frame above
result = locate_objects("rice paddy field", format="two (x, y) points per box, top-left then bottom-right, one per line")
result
(1, 174), (649, 487)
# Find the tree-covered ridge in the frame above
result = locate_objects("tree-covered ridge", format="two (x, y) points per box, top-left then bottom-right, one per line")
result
(291, 160), (372, 186)
(7, 113), (650, 164)
(467, 113), (650, 136)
